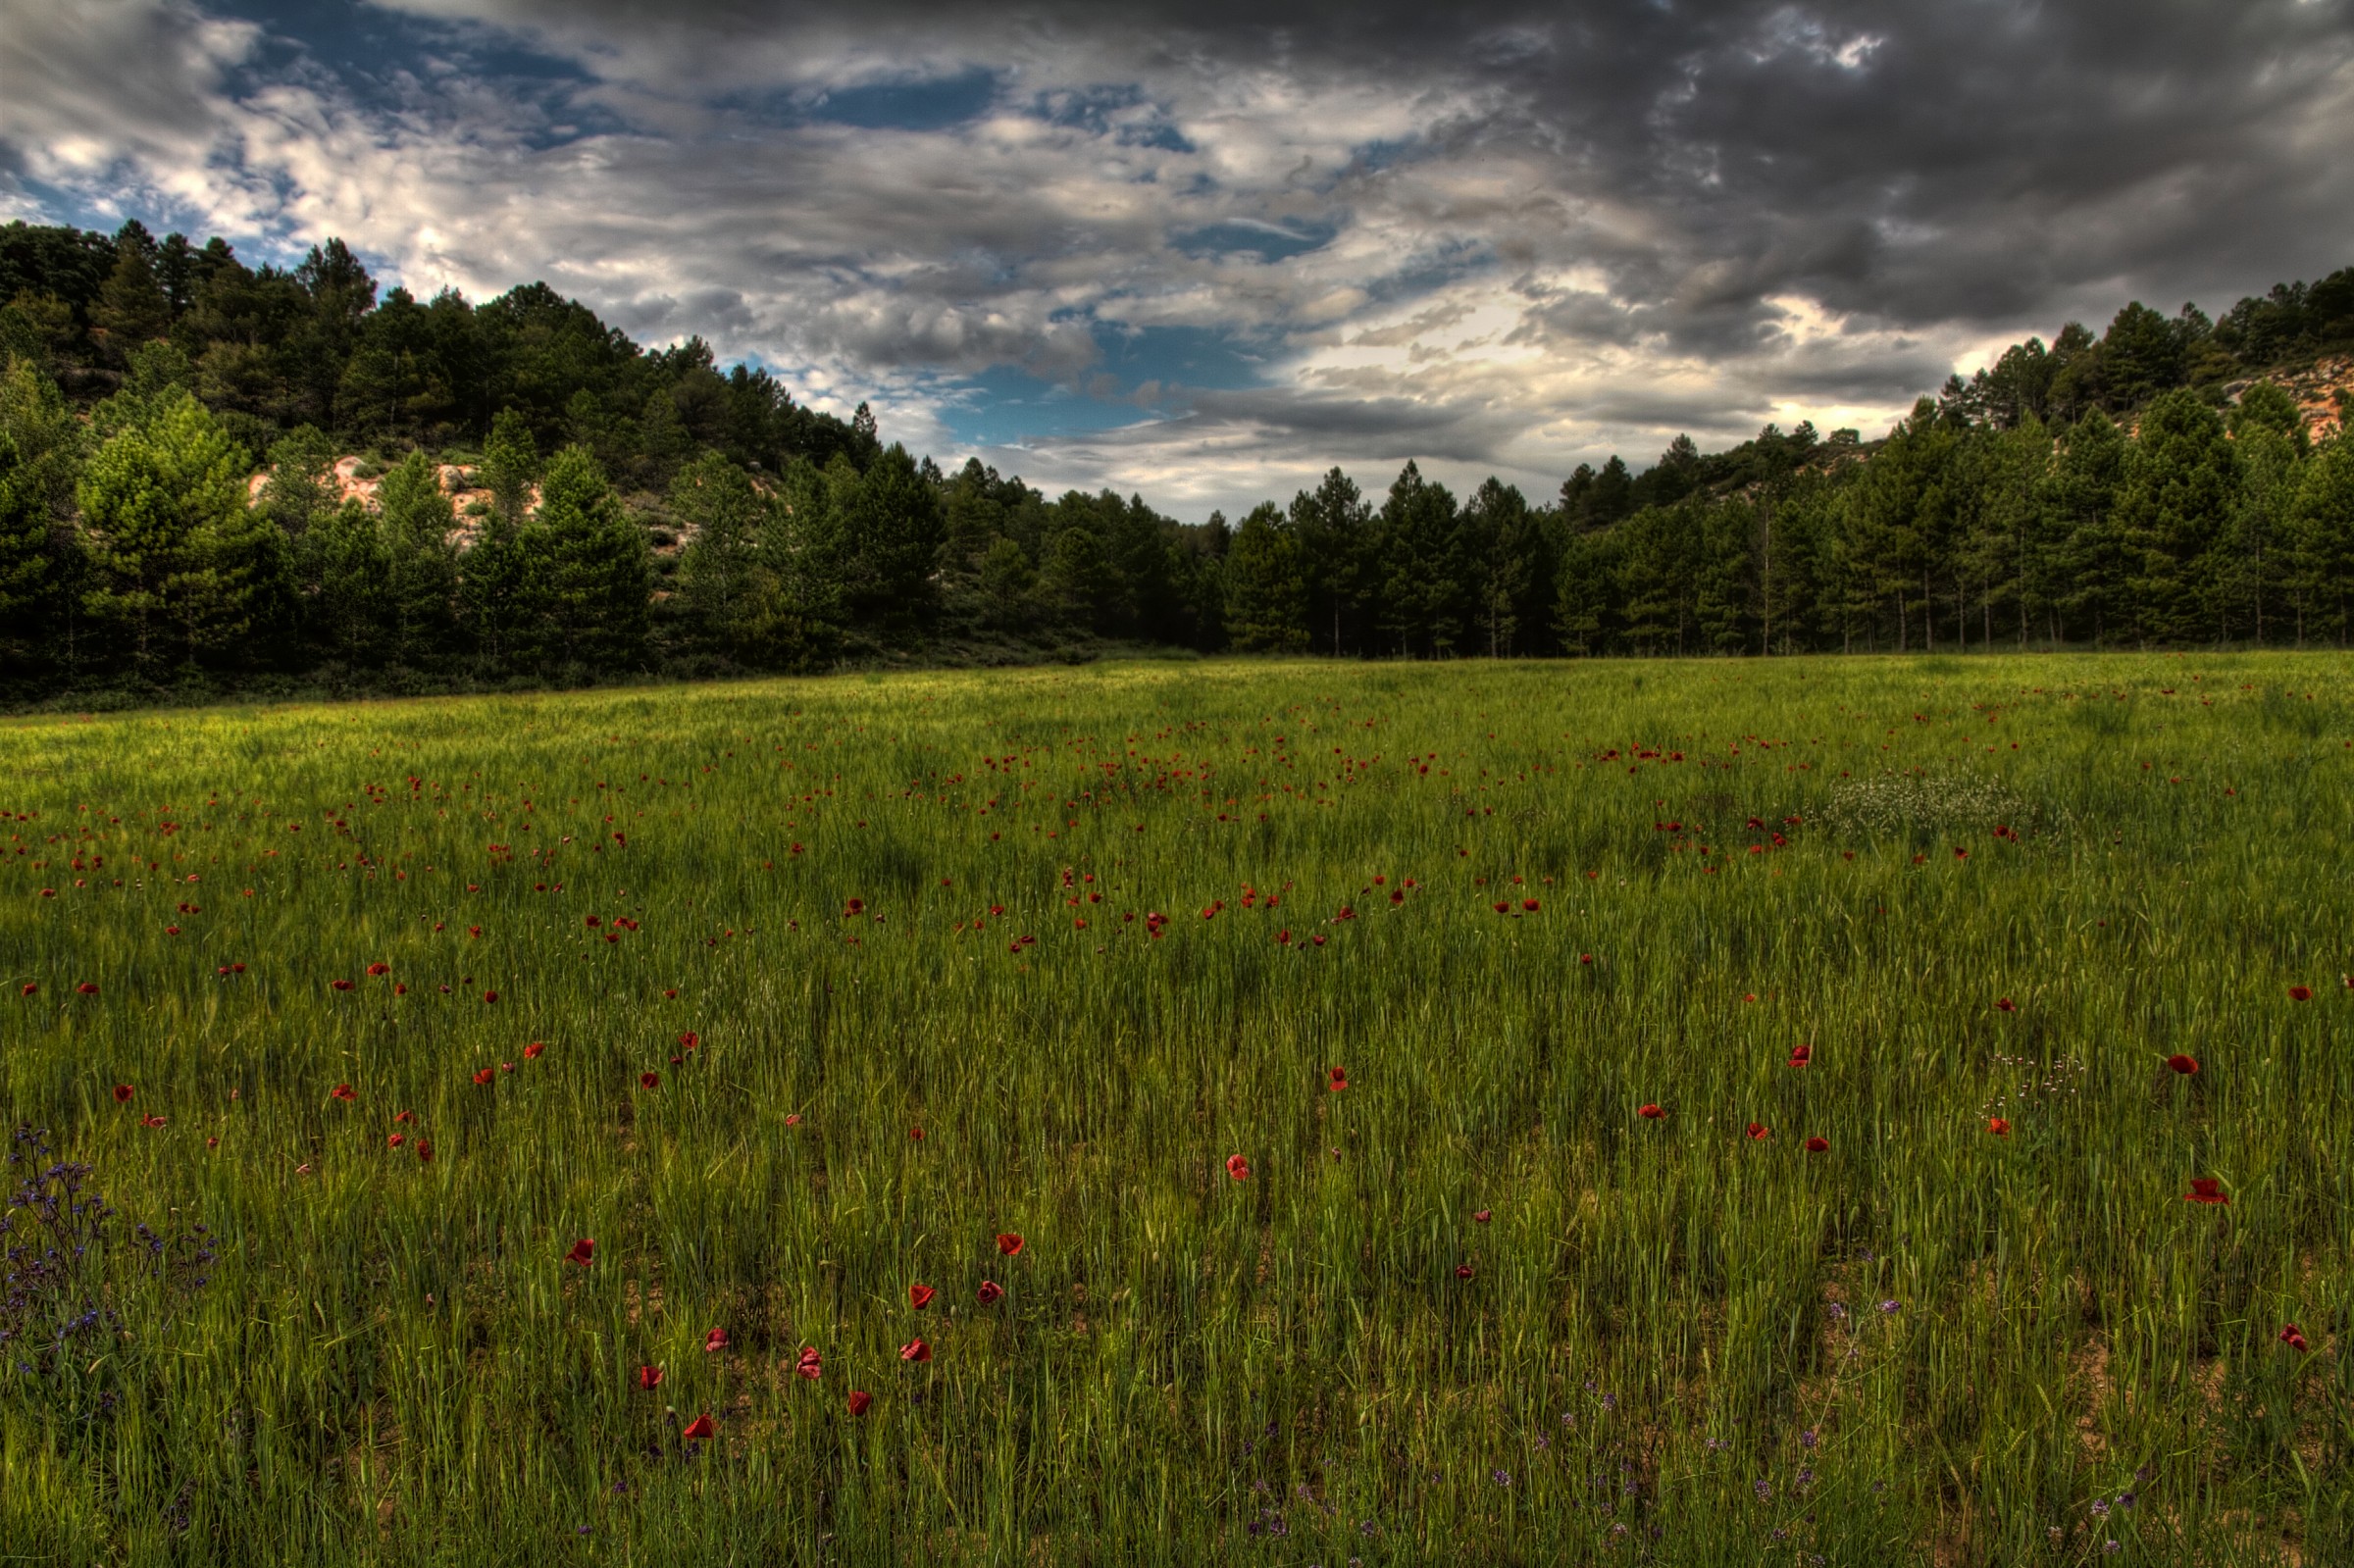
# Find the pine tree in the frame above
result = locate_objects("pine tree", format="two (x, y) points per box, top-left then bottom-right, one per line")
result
(1221, 503), (1308, 652)
(2116, 389), (2234, 644)
(672, 452), (768, 659)
(92, 229), (171, 358)
(376, 451), (459, 669)
(834, 443), (944, 632)
(0, 355), (78, 668)
(481, 408), (539, 524)
(518, 444), (649, 669)
(2287, 437), (2354, 645)
(77, 387), (268, 673)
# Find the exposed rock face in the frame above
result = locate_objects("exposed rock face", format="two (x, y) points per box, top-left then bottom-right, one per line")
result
(2224, 355), (2351, 441)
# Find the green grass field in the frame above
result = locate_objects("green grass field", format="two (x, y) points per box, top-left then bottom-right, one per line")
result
(2, 655), (2348, 1565)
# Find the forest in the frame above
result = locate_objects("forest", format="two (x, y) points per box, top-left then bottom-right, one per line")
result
(3, 216), (2353, 697)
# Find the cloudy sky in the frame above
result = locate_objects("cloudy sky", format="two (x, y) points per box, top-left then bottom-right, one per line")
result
(5, 1), (2353, 515)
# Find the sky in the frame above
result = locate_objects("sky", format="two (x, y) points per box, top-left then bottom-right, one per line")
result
(4, 0), (2353, 518)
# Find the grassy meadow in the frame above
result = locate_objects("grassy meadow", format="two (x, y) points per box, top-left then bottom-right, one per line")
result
(2, 654), (2349, 1565)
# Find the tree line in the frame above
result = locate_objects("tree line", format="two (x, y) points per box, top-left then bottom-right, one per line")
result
(3, 216), (2352, 697)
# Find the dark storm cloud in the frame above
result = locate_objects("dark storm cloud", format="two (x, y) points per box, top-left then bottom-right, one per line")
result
(6, 0), (2352, 511)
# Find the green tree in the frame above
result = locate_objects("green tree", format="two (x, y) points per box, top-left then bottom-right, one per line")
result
(2052, 412), (2130, 644)
(2287, 436), (2354, 644)
(1373, 462), (1467, 656)
(517, 444), (650, 669)
(92, 228), (170, 359)
(1220, 502), (1308, 652)
(834, 443), (944, 634)
(672, 452), (769, 659)
(376, 451), (460, 668)
(1290, 468), (1371, 655)
(0, 355), (79, 666)
(77, 387), (270, 672)
(1462, 478), (1540, 656)
(2116, 388), (2234, 644)
(481, 408), (540, 525)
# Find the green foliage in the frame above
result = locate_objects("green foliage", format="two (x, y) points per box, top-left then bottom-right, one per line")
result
(1220, 502), (1308, 652)
(480, 407), (539, 526)
(0, 356), (78, 661)
(375, 450), (460, 669)
(517, 444), (649, 669)
(76, 386), (273, 672)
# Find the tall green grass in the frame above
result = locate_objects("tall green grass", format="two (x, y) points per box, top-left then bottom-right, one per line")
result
(1, 654), (2346, 1564)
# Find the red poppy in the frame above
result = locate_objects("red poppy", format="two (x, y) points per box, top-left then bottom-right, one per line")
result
(996, 1233), (1024, 1256)
(2288, 985), (2313, 1001)
(77, 982), (98, 995)
(140, 1113), (166, 1129)
(908, 1284), (936, 1311)
(1226, 1153), (1252, 1181)
(18, 983), (32, 996)
(795, 1346), (823, 1380)
(2167, 1053), (2199, 1075)
(1988, 1117), (2011, 1137)
(366, 962), (389, 977)
(332, 1084), (356, 1102)
(1455, 1264), (1474, 1280)
(844, 897), (865, 918)
(908, 1127), (925, 1141)
(482, 990), (498, 1003)
(393, 1110), (414, 1123)
(899, 1337), (931, 1363)
(1472, 1209), (1492, 1224)
(2183, 1178), (2229, 1205)
(1492, 901), (1509, 913)
(679, 1032), (699, 1050)
(1745, 1123), (1769, 1140)
(846, 1390), (873, 1416)
(331, 980), (355, 991)
(473, 1068), (494, 1086)
(1521, 898), (1539, 912)
(977, 1280), (1004, 1305)
(113, 1084), (134, 1103)
(681, 1413), (714, 1442)
(2278, 1324), (2310, 1352)
(387, 1134), (405, 1148)
(784, 1113), (801, 1127)
(1787, 1042), (1812, 1068)
(639, 1365), (663, 1390)
(664, 988), (679, 998)
(640, 1072), (659, 1089)
(1578, 953), (1593, 966)
(1327, 1066), (1347, 1092)
(524, 1041), (545, 1059)
(416, 1138), (434, 1164)
(1804, 1136), (1829, 1152)
(704, 1327), (729, 1353)
(1638, 1103), (1663, 1120)
(564, 1238), (594, 1267)
(1995, 997), (2016, 1013)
